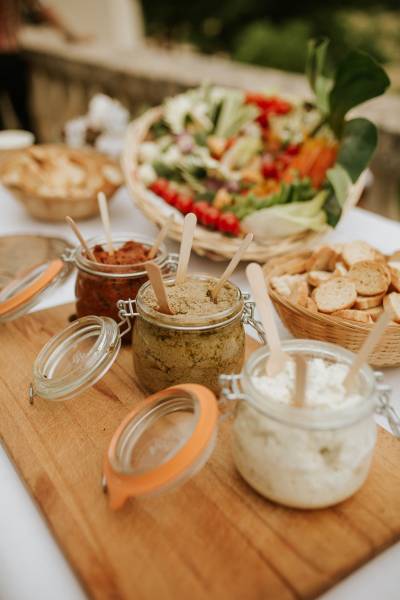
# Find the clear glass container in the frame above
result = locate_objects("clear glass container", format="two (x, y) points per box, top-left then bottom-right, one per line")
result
(133, 274), (245, 394)
(65, 233), (176, 339)
(220, 339), (393, 509)
(118, 274), (263, 395)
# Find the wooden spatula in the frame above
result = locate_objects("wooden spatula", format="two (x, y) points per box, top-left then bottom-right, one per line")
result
(210, 233), (253, 301)
(344, 309), (391, 393)
(246, 262), (288, 376)
(145, 263), (174, 315)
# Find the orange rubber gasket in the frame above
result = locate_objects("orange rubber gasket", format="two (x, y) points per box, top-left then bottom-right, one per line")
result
(0, 259), (64, 317)
(104, 383), (218, 509)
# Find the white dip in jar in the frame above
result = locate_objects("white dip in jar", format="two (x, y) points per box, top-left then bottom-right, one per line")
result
(231, 340), (377, 509)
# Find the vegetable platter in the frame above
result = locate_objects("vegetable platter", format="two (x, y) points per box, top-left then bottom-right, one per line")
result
(122, 40), (390, 261)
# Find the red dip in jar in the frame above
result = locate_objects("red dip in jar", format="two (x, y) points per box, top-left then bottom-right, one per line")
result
(74, 234), (170, 340)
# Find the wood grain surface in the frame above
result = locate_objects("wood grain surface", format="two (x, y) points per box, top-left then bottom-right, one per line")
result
(1, 303), (400, 600)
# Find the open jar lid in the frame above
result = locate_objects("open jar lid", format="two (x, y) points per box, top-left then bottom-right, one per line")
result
(103, 384), (218, 510)
(0, 259), (73, 322)
(30, 315), (121, 402)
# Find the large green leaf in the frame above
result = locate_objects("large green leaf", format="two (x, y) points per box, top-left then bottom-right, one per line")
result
(329, 51), (390, 136)
(337, 118), (378, 182)
(305, 38), (332, 114)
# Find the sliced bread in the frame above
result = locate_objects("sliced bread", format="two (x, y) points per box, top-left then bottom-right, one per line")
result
(349, 261), (390, 296)
(363, 306), (384, 321)
(332, 309), (372, 323)
(314, 277), (357, 313)
(270, 274), (306, 298)
(388, 262), (400, 293)
(289, 281), (309, 307)
(354, 293), (385, 310)
(305, 246), (338, 272)
(383, 292), (400, 323)
(342, 241), (378, 267)
(307, 270), (333, 287)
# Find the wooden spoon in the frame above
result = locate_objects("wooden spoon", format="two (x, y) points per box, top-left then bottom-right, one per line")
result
(65, 216), (97, 262)
(344, 309), (392, 393)
(175, 213), (197, 285)
(246, 262), (288, 377)
(97, 192), (114, 255)
(293, 355), (307, 407)
(145, 263), (174, 315)
(210, 233), (253, 301)
(148, 215), (174, 260)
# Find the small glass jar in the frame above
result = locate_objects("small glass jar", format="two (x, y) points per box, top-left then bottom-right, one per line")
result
(64, 233), (176, 337)
(118, 274), (264, 394)
(220, 340), (397, 509)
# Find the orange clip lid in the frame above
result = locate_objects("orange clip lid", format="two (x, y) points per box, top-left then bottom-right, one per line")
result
(0, 259), (64, 319)
(103, 383), (219, 510)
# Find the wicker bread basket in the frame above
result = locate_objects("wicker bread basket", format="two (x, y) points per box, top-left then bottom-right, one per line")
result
(0, 145), (122, 222)
(264, 250), (400, 367)
(122, 107), (367, 262)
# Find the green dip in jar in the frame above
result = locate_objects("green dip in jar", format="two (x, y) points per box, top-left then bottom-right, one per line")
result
(133, 274), (246, 393)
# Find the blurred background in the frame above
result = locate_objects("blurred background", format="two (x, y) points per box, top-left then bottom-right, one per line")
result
(1, 0), (399, 219)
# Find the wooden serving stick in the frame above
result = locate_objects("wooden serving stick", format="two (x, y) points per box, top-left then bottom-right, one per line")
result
(293, 355), (307, 407)
(175, 212), (197, 285)
(65, 216), (97, 262)
(210, 233), (253, 302)
(344, 309), (392, 393)
(148, 215), (174, 260)
(145, 263), (174, 315)
(97, 192), (114, 255)
(246, 262), (288, 377)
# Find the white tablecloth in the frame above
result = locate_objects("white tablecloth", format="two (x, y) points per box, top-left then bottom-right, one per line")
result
(0, 186), (399, 600)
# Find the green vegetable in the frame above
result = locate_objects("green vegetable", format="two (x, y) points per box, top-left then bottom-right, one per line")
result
(337, 118), (378, 183)
(228, 179), (316, 219)
(306, 38), (332, 115)
(243, 191), (328, 239)
(222, 136), (261, 169)
(214, 90), (259, 138)
(152, 161), (182, 181)
(326, 164), (352, 208)
(324, 164), (352, 227)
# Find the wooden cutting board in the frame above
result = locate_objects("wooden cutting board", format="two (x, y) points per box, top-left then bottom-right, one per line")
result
(1, 303), (400, 600)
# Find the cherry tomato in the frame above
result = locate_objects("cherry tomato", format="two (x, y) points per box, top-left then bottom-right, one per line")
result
(261, 159), (279, 179)
(256, 112), (269, 129)
(271, 98), (292, 115)
(202, 205), (220, 229)
(285, 143), (300, 156)
(149, 178), (169, 197)
(175, 194), (194, 214)
(192, 201), (210, 223)
(275, 154), (292, 171)
(162, 187), (179, 206)
(218, 212), (241, 236)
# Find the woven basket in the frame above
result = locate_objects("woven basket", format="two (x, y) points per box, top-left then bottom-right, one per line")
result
(264, 251), (400, 368)
(122, 106), (367, 262)
(0, 145), (122, 222)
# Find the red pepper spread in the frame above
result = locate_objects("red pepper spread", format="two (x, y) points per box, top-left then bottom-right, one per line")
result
(92, 240), (150, 265)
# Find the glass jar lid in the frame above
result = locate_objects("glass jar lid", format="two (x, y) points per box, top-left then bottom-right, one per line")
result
(31, 315), (121, 402)
(103, 384), (218, 509)
(0, 259), (71, 322)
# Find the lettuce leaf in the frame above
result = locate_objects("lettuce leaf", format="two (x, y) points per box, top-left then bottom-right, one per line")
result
(243, 191), (328, 239)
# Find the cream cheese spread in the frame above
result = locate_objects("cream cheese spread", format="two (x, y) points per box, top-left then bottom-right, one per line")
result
(232, 357), (376, 508)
